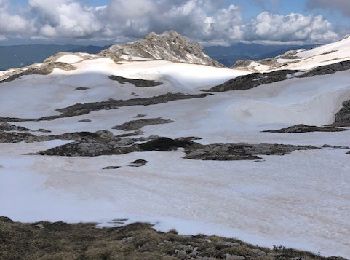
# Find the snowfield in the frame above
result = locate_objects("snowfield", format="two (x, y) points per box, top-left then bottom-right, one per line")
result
(1, 144), (350, 257)
(241, 36), (350, 73)
(1, 41), (350, 258)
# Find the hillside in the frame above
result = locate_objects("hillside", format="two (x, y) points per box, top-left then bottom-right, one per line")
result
(205, 43), (317, 67)
(233, 36), (350, 72)
(0, 33), (349, 258)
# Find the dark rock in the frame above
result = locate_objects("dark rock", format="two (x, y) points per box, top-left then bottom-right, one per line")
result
(262, 124), (346, 133)
(184, 143), (318, 161)
(75, 87), (90, 91)
(113, 117), (173, 131)
(37, 129), (52, 133)
(0, 62), (76, 84)
(207, 70), (297, 92)
(55, 92), (210, 120)
(103, 166), (122, 170)
(298, 60), (350, 78)
(129, 159), (148, 167)
(211, 60), (350, 93)
(0, 216), (13, 222)
(37, 133), (318, 161)
(139, 137), (194, 151)
(78, 119), (92, 123)
(0, 122), (29, 132)
(0, 92), (211, 122)
(322, 144), (350, 149)
(334, 100), (350, 127)
(109, 75), (162, 87)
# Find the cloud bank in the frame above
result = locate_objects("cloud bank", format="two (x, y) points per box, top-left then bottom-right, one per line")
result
(0, 0), (343, 44)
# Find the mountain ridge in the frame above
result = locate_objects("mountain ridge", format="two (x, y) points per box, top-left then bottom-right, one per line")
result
(100, 31), (223, 67)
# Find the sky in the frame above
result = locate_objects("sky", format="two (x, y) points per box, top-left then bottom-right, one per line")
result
(1, 0), (350, 46)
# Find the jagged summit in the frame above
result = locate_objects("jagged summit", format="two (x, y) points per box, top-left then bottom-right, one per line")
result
(100, 31), (223, 67)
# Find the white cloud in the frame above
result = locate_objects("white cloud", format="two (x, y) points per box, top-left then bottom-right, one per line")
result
(0, 0), (343, 44)
(29, 0), (103, 38)
(248, 12), (339, 43)
(0, 0), (33, 36)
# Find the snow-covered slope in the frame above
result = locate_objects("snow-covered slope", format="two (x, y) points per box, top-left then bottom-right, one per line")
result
(0, 35), (350, 258)
(234, 35), (350, 72)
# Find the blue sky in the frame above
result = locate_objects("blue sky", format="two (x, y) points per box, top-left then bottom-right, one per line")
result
(1, 0), (349, 45)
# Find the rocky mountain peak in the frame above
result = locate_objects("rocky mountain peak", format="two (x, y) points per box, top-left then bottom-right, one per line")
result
(100, 31), (223, 67)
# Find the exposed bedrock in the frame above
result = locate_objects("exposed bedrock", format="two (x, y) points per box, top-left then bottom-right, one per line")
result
(55, 93), (210, 119)
(0, 92), (211, 123)
(209, 60), (350, 93)
(207, 70), (297, 92)
(112, 118), (174, 131)
(100, 31), (224, 67)
(183, 143), (318, 161)
(0, 122), (30, 132)
(38, 134), (318, 161)
(109, 75), (163, 87)
(0, 130), (130, 144)
(298, 60), (350, 78)
(262, 124), (347, 133)
(334, 100), (350, 127)
(0, 62), (75, 84)
(0, 122), (51, 133)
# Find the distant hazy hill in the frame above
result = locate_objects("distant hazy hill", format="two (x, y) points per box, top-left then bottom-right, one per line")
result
(0, 44), (105, 70)
(0, 42), (317, 70)
(204, 43), (317, 67)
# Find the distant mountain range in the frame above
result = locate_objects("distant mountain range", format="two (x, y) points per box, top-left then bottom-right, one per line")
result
(0, 42), (317, 70)
(0, 44), (106, 70)
(205, 43), (317, 67)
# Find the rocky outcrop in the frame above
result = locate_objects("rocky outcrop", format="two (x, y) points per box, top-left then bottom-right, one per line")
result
(0, 93), (211, 122)
(183, 143), (318, 161)
(334, 100), (350, 127)
(129, 159), (148, 167)
(207, 70), (297, 92)
(100, 31), (223, 67)
(112, 118), (173, 131)
(262, 124), (347, 133)
(37, 134), (318, 161)
(54, 93), (210, 120)
(232, 60), (254, 68)
(210, 59), (350, 93)
(0, 62), (75, 84)
(109, 75), (163, 87)
(299, 60), (350, 78)
(0, 122), (29, 132)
